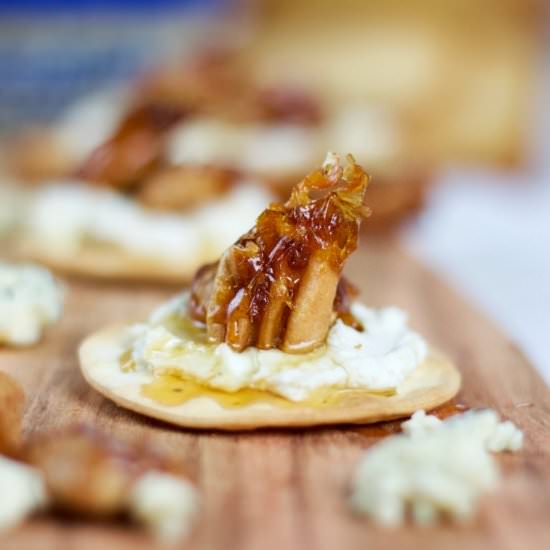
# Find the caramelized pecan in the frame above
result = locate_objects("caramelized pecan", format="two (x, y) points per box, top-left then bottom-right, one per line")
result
(24, 425), (184, 517)
(77, 102), (185, 189)
(189, 153), (369, 353)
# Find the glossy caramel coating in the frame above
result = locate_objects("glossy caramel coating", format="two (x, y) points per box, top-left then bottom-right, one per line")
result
(74, 49), (322, 203)
(77, 102), (185, 189)
(189, 154), (369, 353)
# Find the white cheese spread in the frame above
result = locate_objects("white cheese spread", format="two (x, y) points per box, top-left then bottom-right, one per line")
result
(168, 118), (319, 176)
(402, 409), (524, 452)
(130, 470), (199, 541)
(129, 293), (428, 402)
(0, 456), (48, 532)
(351, 409), (523, 526)
(23, 182), (272, 262)
(0, 263), (63, 346)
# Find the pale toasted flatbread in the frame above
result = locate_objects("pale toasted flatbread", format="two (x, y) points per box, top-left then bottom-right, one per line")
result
(15, 238), (217, 284)
(79, 325), (461, 430)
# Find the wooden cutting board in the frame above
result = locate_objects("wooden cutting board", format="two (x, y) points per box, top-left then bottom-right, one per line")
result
(0, 240), (549, 550)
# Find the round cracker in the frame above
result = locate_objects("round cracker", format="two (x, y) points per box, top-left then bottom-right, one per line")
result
(15, 237), (216, 284)
(79, 325), (461, 430)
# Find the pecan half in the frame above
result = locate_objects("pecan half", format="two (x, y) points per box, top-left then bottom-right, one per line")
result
(189, 153), (369, 353)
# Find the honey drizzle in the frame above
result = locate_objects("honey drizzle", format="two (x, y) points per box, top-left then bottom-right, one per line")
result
(126, 311), (397, 411)
(140, 373), (395, 410)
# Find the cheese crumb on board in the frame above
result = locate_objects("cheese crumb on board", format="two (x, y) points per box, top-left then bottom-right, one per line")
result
(0, 456), (48, 532)
(130, 470), (199, 541)
(0, 262), (63, 346)
(351, 409), (523, 526)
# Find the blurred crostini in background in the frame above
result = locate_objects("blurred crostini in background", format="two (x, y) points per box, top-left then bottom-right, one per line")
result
(0, 0), (540, 252)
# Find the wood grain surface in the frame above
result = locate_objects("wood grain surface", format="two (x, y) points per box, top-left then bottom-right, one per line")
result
(1, 239), (549, 550)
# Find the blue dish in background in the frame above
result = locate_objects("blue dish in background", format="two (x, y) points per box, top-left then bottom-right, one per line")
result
(0, 0), (226, 130)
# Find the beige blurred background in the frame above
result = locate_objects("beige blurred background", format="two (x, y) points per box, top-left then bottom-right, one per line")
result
(246, 0), (539, 167)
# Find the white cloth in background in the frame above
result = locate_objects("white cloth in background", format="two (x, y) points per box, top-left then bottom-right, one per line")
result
(404, 168), (550, 382)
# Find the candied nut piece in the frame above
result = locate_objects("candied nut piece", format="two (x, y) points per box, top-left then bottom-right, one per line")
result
(363, 171), (430, 231)
(77, 102), (184, 189)
(0, 372), (25, 457)
(190, 153), (369, 353)
(23, 425), (198, 540)
(137, 165), (236, 211)
(189, 262), (217, 323)
(333, 277), (362, 331)
(23, 425), (182, 517)
(283, 251), (341, 352)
